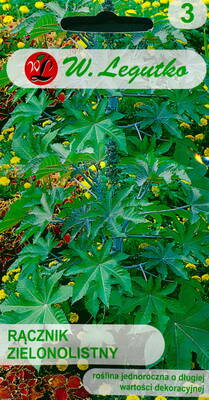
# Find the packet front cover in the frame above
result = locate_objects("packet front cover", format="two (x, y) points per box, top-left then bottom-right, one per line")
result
(0, 0), (208, 399)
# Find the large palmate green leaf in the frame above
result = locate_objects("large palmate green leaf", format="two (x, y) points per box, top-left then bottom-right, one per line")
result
(10, 233), (56, 276)
(142, 243), (189, 279)
(64, 241), (131, 310)
(110, 277), (178, 329)
(167, 90), (209, 121)
(137, 101), (182, 138)
(5, 93), (50, 137)
(166, 219), (209, 262)
(60, 100), (127, 152)
(0, 271), (72, 324)
(82, 187), (145, 238)
(164, 283), (209, 369)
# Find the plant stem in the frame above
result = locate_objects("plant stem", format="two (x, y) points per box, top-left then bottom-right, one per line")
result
(139, 205), (189, 215)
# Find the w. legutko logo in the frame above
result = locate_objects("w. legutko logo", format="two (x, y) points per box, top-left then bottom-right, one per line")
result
(25, 52), (58, 85)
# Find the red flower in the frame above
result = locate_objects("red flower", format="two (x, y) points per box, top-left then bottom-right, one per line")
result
(67, 376), (81, 389)
(48, 375), (66, 388)
(0, 387), (11, 399)
(58, 93), (66, 102)
(73, 387), (90, 398)
(63, 234), (71, 244)
(54, 387), (68, 400)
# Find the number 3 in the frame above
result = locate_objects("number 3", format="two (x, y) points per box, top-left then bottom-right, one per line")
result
(181, 3), (195, 23)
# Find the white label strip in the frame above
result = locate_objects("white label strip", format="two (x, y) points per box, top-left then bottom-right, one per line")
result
(0, 324), (164, 365)
(7, 49), (206, 89)
(83, 368), (209, 397)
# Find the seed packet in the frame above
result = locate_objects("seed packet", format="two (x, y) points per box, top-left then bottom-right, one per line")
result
(0, 0), (209, 399)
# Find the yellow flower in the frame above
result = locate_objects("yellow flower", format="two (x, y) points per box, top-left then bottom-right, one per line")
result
(203, 85), (208, 91)
(192, 275), (201, 282)
(2, 3), (11, 11)
(89, 164), (97, 172)
(62, 141), (69, 145)
(204, 148), (209, 157)
(19, 5), (29, 13)
(185, 134), (194, 141)
(195, 133), (204, 141)
(141, 1), (151, 7)
(134, 101), (144, 107)
(199, 118), (208, 126)
(0, 0), (7, 3)
(205, 258), (209, 265)
(92, 103), (98, 110)
(0, 289), (7, 300)
(68, 281), (75, 286)
(8, 132), (14, 141)
(198, 397), (209, 400)
(42, 120), (52, 127)
(155, 397), (167, 400)
(13, 273), (20, 281)
(80, 179), (91, 189)
(100, 161), (106, 169)
(201, 274), (209, 281)
(126, 396), (141, 400)
(2, 275), (9, 283)
(195, 153), (204, 165)
(48, 260), (58, 267)
(56, 360), (68, 371)
(77, 360), (89, 370)
(15, 292), (20, 297)
(139, 242), (149, 249)
(185, 263), (197, 270)
(35, 1), (45, 8)
(17, 41), (25, 48)
(0, 177), (10, 186)
(69, 312), (79, 323)
(180, 122), (190, 128)
(2, 127), (14, 135)
(24, 182), (31, 189)
(76, 39), (87, 48)
(84, 191), (91, 199)
(10, 156), (21, 164)
(125, 9), (137, 15)
(3, 15), (14, 24)
(0, 38), (3, 45)
(152, 1), (160, 6)
(151, 186), (160, 196)
(0, 135), (4, 141)
(204, 104), (209, 108)
(97, 242), (103, 251)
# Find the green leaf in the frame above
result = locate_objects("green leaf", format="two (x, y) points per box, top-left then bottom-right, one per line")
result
(0, 271), (72, 324)
(0, 63), (10, 88)
(137, 101), (182, 138)
(143, 243), (189, 279)
(61, 100), (127, 152)
(164, 283), (209, 369)
(30, 13), (62, 39)
(10, 233), (56, 276)
(65, 241), (132, 310)
(110, 277), (178, 329)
